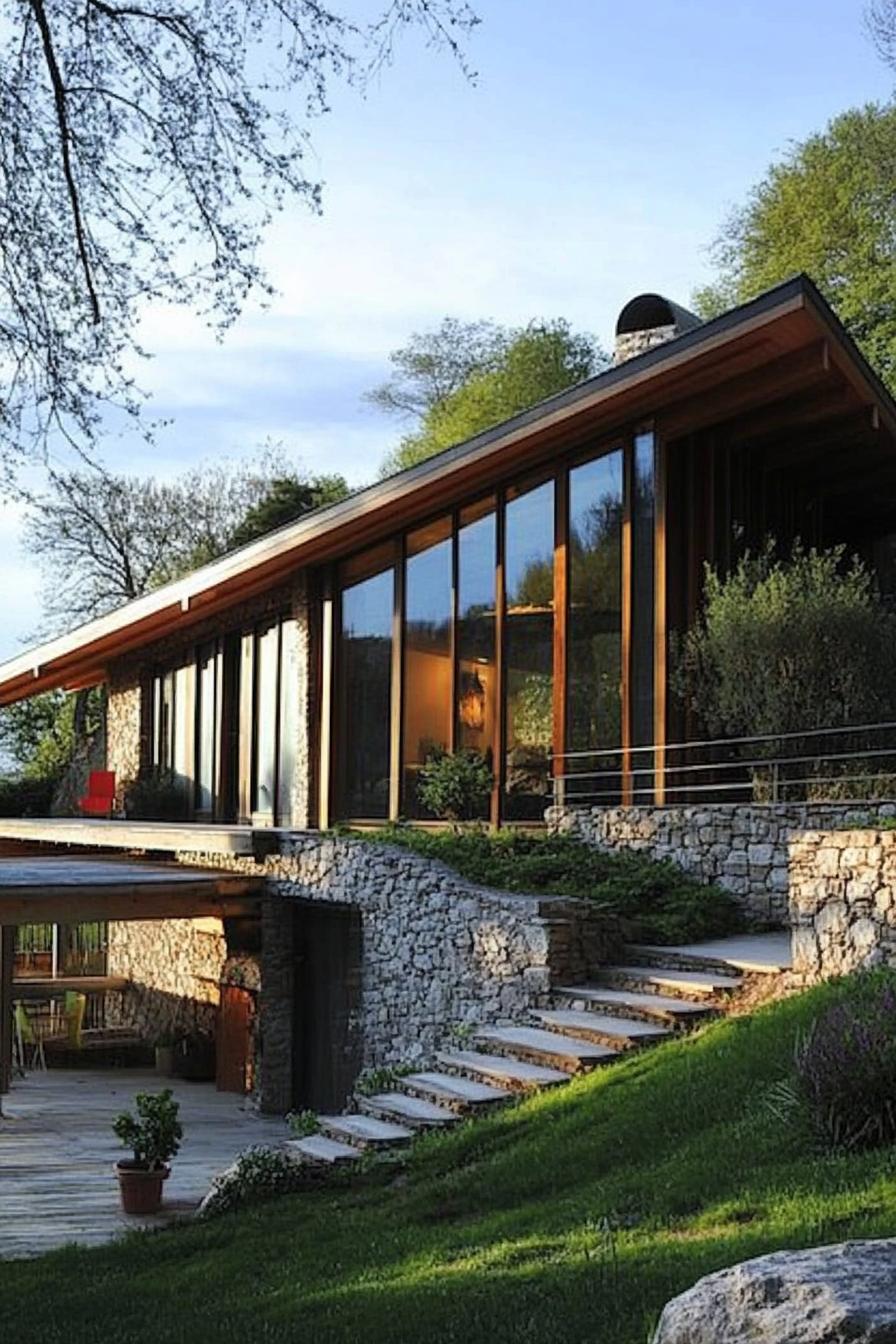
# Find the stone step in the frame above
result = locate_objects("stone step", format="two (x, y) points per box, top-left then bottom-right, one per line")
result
(554, 984), (715, 1025)
(533, 1008), (671, 1049)
(626, 937), (791, 976)
(358, 1091), (459, 1130)
(436, 1049), (570, 1092)
(286, 1134), (361, 1165)
(474, 1025), (617, 1074)
(318, 1113), (414, 1150)
(595, 964), (743, 1000)
(400, 1070), (510, 1112)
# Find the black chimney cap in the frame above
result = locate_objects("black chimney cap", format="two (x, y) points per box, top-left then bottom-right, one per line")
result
(616, 293), (702, 337)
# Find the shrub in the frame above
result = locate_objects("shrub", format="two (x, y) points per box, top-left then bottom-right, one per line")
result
(0, 775), (55, 816)
(113, 1089), (182, 1169)
(417, 748), (494, 823)
(199, 1146), (311, 1219)
(124, 766), (190, 821)
(792, 970), (896, 1153)
(673, 540), (896, 798)
(287, 1109), (320, 1138)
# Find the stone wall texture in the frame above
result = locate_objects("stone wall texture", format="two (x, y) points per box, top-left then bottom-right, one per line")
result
(106, 917), (227, 1041)
(789, 828), (896, 981)
(105, 668), (143, 811)
(176, 833), (618, 1105)
(548, 802), (896, 923)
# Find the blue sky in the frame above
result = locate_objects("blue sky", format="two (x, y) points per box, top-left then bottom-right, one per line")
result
(0, 0), (892, 660)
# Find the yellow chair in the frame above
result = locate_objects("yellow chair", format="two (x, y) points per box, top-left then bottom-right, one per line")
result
(13, 1001), (47, 1071)
(64, 991), (87, 1049)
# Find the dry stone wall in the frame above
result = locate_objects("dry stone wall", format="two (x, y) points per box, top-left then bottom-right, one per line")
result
(176, 832), (619, 1110)
(548, 802), (896, 923)
(105, 917), (227, 1041)
(789, 828), (896, 981)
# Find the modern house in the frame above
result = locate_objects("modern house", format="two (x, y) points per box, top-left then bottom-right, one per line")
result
(1, 273), (895, 1112)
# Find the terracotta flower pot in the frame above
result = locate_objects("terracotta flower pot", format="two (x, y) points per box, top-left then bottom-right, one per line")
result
(115, 1160), (170, 1215)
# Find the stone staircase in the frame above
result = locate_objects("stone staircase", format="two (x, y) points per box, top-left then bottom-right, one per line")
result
(286, 937), (787, 1167)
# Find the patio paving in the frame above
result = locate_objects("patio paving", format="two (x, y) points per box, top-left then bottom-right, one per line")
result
(0, 1069), (289, 1259)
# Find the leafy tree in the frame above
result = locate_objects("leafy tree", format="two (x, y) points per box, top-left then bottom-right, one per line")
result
(693, 102), (896, 386)
(21, 449), (345, 629)
(0, 687), (104, 781)
(227, 474), (349, 550)
(0, 1), (477, 476)
(366, 318), (506, 421)
(673, 541), (896, 794)
(376, 319), (607, 475)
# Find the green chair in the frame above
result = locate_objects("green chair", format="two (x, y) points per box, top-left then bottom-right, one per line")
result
(64, 991), (87, 1049)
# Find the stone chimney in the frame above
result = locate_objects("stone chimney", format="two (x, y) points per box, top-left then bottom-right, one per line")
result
(614, 293), (702, 365)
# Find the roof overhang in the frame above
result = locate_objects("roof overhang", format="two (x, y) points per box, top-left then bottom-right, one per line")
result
(1, 274), (893, 707)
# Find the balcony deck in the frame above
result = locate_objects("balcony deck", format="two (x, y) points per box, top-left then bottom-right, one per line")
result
(0, 816), (267, 857)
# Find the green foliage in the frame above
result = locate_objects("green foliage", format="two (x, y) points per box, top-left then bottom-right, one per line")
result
(674, 541), (896, 752)
(124, 767), (190, 822)
(366, 827), (742, 945)
(287, 1110), (321, 1138)
(354, 1065), (414, 1097)
(417, 749), (494, 823)
(791, 969), (896, 1153)
(9, 979), (896, 1344)
(694, 101), (896, 387)
(378, 319), (607, 475)
(0, 688), (104, 783)
(0, 775), (55, 816)
(113, 1090), (182, 1170)
(200, 1147), (312, 1220)
(225, 474), (350, 550)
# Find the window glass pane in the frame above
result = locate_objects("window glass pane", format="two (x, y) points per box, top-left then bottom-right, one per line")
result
(253, 623), (280, 817)
(173, 663), (193, 798)
(277, 619), (300, 826)
(631, 431), (655, 799)
(403, 518), (452, 818)
(196, 644), (218, 814)
(338, 562), (394, 817)
(504, 478), (554, 820)
(456, 501), (496, 818)
(566, 449), (624, 803)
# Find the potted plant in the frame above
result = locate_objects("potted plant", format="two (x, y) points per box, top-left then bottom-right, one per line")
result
(113, 1089), (183, 1215)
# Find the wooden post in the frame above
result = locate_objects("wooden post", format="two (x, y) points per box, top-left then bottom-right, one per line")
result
(0, 924), (14, 1098)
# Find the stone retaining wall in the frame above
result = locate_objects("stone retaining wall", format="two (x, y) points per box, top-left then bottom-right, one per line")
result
(105, 917), (227, 1042)
(176, 833), (619, 1111)
(789, 829), (896, 981)
(548, 802), (896, 923)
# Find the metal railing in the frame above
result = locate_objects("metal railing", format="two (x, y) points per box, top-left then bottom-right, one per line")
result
(552, 719), (896, 808)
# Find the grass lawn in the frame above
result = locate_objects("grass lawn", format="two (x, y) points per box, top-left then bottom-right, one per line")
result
(4, 976), (896, 1343)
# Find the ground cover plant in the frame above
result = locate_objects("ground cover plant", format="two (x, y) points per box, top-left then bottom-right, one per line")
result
(3, 974), (896, 1344)
(359, 824), (743, 944)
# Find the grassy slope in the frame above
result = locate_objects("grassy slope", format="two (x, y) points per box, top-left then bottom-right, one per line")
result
(4, 979), (896, 1344)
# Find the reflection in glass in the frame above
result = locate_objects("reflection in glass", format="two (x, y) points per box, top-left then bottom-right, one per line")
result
(196, 643), (218, 815)
(456, 499), (497, 818)
(403, 518), (452, 817)
(631, 431), (655, 800)
(567, 450), (624, 802)
(277, 619), (300, 825)
(338, 563), (394, 817)
(504, 479), (554, 820)
(253, 622), (279, 817)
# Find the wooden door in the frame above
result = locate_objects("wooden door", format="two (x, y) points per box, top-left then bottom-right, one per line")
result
(216, 985), (254, 1094)
(292, 905), (362, 1113)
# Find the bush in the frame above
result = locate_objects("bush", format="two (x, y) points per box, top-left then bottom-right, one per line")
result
(417, 749), (494, 823)
(0, 775), (55, 816)
(363, 826), (743, 945)
(792, 970), (896, 1153)
(199, 1146), (311, 1219)
(673, 540), (896, 798)
(124, 766), (190, 821)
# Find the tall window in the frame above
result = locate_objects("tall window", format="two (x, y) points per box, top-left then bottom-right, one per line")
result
(456, 498), (497, 819)
(567, 450), (624, 802)
(631, 430), (656, 799)
(504, 478), (555, 820)
(195, 642), (219, 816)
(403, 518), (452, 818)
(337, 552), (395, 818)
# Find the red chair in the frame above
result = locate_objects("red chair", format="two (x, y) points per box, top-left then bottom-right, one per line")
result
(78, 770), (117, 818)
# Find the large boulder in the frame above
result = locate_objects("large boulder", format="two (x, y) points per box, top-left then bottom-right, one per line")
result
(653, 1240), (896, 1343)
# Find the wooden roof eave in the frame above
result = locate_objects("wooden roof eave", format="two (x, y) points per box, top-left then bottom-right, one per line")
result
(1, 276), (891, 706)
